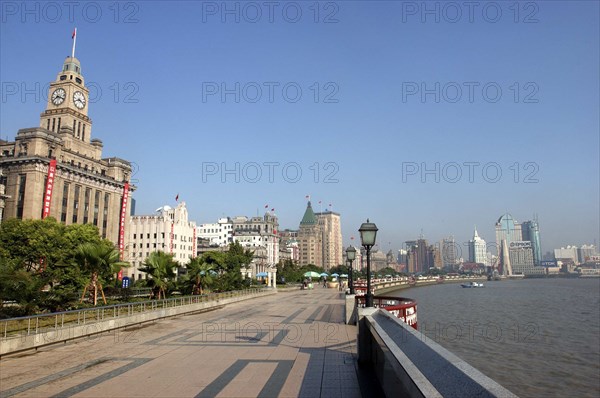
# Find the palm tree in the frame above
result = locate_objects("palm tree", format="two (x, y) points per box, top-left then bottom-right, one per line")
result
(139, 251), (177, 299)
(75, 242), (127, 305)
(186, 254), (220, 295)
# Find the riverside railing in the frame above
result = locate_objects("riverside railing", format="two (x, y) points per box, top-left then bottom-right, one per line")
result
(1, 288), (267, 341)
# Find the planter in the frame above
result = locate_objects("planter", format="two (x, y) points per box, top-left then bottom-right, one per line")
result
(327, 282), (339, 288)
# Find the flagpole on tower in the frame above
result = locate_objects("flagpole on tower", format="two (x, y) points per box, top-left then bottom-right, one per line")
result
(71, 28), (77, 58)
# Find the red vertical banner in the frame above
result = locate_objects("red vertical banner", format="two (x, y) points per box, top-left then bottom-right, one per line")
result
(170, 222), (174, 254)
(42, 159), (57, 218)
(118, 183), (129, 261)
(192, 226), (197, 259)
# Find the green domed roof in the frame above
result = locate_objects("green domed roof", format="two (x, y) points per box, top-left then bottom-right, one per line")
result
(300, 201), (317, 225)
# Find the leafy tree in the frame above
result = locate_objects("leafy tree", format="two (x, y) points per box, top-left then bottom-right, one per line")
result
(277, 259), (301, 283)
(0, 255), (45, 316)
(379, 266), (398, 276)
(0, 217), (65, 273)
(224, 242), (254, 272)
(139, 251), (177, 299)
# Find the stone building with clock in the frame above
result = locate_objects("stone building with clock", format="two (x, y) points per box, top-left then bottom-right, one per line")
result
(0, 55), (134, 246)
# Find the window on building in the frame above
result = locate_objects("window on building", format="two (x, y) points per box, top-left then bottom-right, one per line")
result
(61, 182), (69, 223)
(102, 193), (110, 238)
(93, 190), (99, 226)
(16, 174), (27, 219)
(72, 186), (80, 223)
(83, 188), (91, 224)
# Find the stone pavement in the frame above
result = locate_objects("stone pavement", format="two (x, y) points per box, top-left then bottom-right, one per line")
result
(0, 287), (379, 398)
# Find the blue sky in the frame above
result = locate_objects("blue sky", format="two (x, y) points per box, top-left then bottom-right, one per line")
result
(1, 1), (598, 255)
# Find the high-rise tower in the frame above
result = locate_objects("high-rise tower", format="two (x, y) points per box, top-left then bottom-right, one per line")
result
(522, 219), (542, 266)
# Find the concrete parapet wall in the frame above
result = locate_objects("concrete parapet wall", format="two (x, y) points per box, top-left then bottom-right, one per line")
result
(0, 290), (276, 357)
(344, 294), (357, 324)
(357, 308), (518, 398)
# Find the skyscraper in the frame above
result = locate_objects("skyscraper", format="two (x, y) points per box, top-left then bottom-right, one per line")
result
(522, 220), (542, 265)
(441, 236), (457, 267)
(495, 214), (522, 274)
(468, 228), (487, 265)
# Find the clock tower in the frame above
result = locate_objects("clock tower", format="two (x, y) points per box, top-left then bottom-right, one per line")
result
(0, 37), (135, 248)
(41, 56), (91, 143)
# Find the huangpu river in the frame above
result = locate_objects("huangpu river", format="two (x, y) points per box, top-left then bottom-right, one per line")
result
(389, 278), (600, 398)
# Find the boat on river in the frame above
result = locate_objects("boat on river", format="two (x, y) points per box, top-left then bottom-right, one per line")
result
(461, 281), (484, 288)
(355, 295), (418, 329)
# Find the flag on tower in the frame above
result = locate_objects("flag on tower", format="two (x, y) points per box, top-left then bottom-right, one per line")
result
(71, 28), (77, 58)
(175, 193), (179, 202)
(265, 204), (269, 208)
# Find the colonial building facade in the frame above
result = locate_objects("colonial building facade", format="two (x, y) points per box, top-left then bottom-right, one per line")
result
(231, 213), (279, 267)
(197, 217), (233, 246)
(315, 210), (343, 270)
(0, 55), (134, 247)
(298, 202), (323, 267)
(296, 202), (343, 271)
(128, 203), (197, 280)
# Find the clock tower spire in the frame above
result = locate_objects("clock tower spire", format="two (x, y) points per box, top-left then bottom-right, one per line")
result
(41, 47), (91, 143)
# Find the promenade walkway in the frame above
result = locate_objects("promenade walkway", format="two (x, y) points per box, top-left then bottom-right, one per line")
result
(0, 288), (376, 398)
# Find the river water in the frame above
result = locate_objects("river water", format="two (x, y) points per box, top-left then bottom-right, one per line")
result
(388, 278), (600, 398)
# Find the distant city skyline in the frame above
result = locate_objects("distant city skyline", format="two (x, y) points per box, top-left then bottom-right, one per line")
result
(1, 2), (598, 253)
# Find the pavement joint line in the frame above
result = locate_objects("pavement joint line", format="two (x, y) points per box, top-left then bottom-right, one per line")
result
(304, 306), (325, 324)
(48, 357), (153, 398)
(0, 357), (151, 398)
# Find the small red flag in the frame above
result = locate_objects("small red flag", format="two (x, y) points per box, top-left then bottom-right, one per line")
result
(175, 193), (179, 201)
(72, 28), (76, 39)
(265, 204), (269, 208)
(271, 208), (275, 212)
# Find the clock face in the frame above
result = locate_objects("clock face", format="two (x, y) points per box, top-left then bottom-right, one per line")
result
(73, 91), (86, 109)
(51, 88), (66, 105)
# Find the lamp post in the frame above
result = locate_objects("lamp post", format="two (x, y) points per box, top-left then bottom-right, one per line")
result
(359, 219), (378, 307)
(346, 246), (356, 294)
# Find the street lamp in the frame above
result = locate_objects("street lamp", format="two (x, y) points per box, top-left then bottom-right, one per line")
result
(359, 219), (378, 307)
(346, 246), (356, 294)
